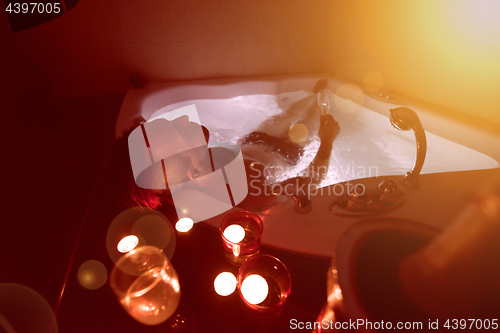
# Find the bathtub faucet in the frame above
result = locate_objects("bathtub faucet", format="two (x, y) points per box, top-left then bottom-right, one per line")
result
(389, 107), (427, 187)
(276, 176), (313, 214)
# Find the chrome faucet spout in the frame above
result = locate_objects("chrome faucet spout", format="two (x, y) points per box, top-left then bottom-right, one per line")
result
(277, 176), (313, 214)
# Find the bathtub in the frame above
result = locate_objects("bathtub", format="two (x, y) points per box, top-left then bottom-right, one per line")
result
(116, 74), (500, 257)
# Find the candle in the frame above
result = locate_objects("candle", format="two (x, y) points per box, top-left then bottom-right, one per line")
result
(240, 274), (269, 305)
(223, 224), (245, 243)
(175, 217), (194, 233)
(238, 254), (291, 322)
(214, 272), (237, 296)
(117, 235), (139, 253)
(220, 210), (263, 265)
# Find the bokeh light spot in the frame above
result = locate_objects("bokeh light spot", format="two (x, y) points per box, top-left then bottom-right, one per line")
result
(78, 260), (108, 290)
(334, 83), (364, 114)
(0, 284), (58, 333)
(363, 72), (384, 92)
(117, 235), (139, 253)
(175, 217), (194, 233)
(288, 123), (309, 143)
(107, 208), (176, 265)
(214, 272), (237, 296)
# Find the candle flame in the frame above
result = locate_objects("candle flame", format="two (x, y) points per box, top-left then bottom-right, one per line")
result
(175, 217), (194, 233)
(223, 224), (245, 243)
(214, 272), (237, 296)
(117, 235), (139, 253)
(241, 274), (269, 305)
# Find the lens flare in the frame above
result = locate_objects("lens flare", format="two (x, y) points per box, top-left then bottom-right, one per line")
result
(107, 208), (176, 265)
(78, 260), (108, 290)
(0, 284), (58, 333)
(334, 83), (364, 114)
(288, 123), (309, 143)
(363, 72), (384, 92)
(214, 272), (237, 296)
(450, 0), (500, 43)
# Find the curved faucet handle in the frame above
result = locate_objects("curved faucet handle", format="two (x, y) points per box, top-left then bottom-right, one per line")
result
(389, 107), (427, 188)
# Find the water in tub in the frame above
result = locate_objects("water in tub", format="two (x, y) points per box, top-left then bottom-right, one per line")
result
(149, 90), (499, 188)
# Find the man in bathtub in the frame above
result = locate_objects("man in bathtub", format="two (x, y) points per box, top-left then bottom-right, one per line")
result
(111, 79), (339, 216)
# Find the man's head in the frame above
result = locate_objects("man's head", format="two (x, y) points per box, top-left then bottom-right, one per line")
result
(112, 118), (210, 210)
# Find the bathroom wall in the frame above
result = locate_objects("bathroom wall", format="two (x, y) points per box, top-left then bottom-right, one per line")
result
(1, 0), (333, 97)
(325, 1), (500, 124)
(2, 0), (499, 125)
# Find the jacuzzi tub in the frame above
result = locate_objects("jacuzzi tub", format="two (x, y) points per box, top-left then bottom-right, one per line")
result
(116, 74), (500, 256)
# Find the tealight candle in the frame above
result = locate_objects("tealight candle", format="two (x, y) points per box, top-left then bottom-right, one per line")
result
(220, 210), (263, 265)
(238, 254), (291, 323)
(240, 274), (269, 305)
(175, 217), (194, 233)
(214, 272), (237, 296)
(223, 225), (245, 243)
(117, 235), (139, 253)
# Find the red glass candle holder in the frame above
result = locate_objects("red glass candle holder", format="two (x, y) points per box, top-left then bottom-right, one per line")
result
(220, 210), (263, 265)
(237, 254), (291, 323)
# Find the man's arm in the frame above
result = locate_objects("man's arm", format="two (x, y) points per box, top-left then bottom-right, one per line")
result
(307, 114), (340, 184)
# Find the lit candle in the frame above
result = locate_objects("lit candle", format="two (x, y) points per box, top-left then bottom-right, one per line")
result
(240, 274), (269, 305)
(220, 211), (263, 265)
(117, 235), (139, 253)
(223, 224), (245, 243)
(175, 217), (194, 233)
(214, 272), (237, 296)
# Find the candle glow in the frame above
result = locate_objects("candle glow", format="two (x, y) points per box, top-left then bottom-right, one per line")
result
(117, 235), (139, 253)
(214, 272), (237, 296)
(240, 274), (269, 305)
(175, 217), (194, 233)
(223, 224), (245, 243)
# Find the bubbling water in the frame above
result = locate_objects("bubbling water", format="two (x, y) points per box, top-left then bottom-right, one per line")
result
(148, 89), (499, 189)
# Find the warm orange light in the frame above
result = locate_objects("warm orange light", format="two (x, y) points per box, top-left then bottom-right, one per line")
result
(450, 0), (500, 44)
(214, 272), (237, 296)
(78, 260), (108, 290)
(363, 72), (384, 92)
(334, 83), (364, 114)
(171, 278), (180, 293)
(175, 217), (194, 233)
(288, 123), (309, 143)
(240, 274), (269, 305)
(223, 224), (245, 243)
(117, 235), (139, 253)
